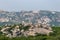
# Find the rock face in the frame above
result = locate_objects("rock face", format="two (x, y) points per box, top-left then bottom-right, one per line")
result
(1, 27), (10, 34)
(23, 23), (53, 36)
(0, 22), (53, 38)
(30, 28), (53, 36)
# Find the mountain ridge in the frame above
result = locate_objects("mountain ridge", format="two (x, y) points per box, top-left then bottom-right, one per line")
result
(0, 10), (60, 26)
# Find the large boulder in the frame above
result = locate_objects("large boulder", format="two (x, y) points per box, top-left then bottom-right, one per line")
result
(31, 28), (53, 36)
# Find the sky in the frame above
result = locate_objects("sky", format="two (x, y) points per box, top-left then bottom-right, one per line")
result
(0, 0), (60, 12)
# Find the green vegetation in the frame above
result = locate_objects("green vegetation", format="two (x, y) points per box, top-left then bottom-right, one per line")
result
(0, 27), (60, 40)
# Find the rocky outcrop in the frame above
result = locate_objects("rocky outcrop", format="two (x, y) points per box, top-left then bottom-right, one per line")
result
(0, 22), (53, 38)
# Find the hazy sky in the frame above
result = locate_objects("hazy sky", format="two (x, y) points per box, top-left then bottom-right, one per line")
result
(0, 0), (60, 11)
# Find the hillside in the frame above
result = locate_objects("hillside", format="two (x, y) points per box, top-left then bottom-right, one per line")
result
(0, 27), (60, 40)
(0, 10), (60, 26)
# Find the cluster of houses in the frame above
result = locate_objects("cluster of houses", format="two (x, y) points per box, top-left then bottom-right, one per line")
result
(0, 22), (53, 38)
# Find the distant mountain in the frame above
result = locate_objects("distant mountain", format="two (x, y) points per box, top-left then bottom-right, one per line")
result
(0, 10), (60, 26)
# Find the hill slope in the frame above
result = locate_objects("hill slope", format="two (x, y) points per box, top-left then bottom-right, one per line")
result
(0, 10), (60, 26)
